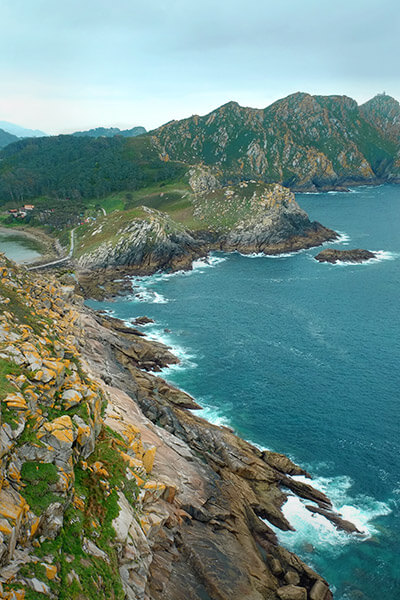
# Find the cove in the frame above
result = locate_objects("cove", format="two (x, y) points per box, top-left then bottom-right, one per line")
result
(0, 230), (43, 263)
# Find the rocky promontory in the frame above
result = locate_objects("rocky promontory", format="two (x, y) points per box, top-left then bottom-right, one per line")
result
(74, 181), (337, 298)
(315, 248), (376, 263)
(0, 256), (360, 599)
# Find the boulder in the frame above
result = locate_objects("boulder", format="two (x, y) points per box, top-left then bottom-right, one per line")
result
(277, 584), (308, 600)
(310, 579), (330, 600)
(132, 316), (155, 325)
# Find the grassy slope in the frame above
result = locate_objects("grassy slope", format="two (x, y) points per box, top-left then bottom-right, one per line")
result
(74, 179), (293, 260)
(74, 178), (207, 257)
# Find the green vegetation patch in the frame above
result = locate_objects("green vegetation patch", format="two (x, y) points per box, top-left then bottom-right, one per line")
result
(75, 426), (138, 542)
(30, 426), (138, 599)
(20, 461), (62, 514)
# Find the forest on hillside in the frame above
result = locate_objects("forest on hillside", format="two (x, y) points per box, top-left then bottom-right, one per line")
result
(0, 135), (184, 206)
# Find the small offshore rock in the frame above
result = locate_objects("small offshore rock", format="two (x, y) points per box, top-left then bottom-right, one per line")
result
(132, 316), (155, 325)
(315, 248), (376, 263)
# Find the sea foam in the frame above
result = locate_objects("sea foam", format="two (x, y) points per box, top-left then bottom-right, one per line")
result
(317, 250), (398, 267)
(270, 473), (391, 556)
(143, 327), (198, 373)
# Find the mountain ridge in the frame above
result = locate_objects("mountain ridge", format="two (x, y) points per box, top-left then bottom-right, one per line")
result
(72, 125), (146, 138)
(0, 120), (47, 138)
(150, 92), (400, 192)
(0, 127), (19, 150)
(0, 92), (398, 204)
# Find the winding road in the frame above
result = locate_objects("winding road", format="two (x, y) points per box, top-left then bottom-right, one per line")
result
(28, 228), (76, 271)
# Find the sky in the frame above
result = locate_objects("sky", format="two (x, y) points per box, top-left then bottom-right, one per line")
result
(1, 0), (399, 135)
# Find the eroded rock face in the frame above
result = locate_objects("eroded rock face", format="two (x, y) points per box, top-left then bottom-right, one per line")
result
(76, 183), (337, 299)
(75, 306), (362, 600)
(315, 248), (376, 263)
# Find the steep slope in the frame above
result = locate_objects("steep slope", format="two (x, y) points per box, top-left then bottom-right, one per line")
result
(360, 94), (400, 183)
(360, 94), (400, 144)
(0, 257), (166, 598)
(0, 128), (19, 150)
(0, 93), (398, 204)
(151, 93), (399, 190)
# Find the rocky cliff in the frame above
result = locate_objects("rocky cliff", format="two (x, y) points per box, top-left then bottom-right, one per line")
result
(0, 257), (359, 599)
(75, 181), (336, 292)
(151, 93), (400, 191)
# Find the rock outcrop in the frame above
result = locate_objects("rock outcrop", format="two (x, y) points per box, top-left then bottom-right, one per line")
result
(315, 248), (376, 263)
(0, 257), (174, 599)
(75, 183), (336, 298)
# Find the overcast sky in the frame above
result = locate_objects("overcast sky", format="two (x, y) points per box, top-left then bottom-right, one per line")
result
(1, 0), (399, 134)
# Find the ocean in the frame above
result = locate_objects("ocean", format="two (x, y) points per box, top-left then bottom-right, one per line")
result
(88, 184), (400, 599)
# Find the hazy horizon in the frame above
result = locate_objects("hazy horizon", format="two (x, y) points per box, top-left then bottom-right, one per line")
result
(1, 0), (399, 135)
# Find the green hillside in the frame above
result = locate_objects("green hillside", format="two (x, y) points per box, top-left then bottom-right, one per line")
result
(151, 93), (400, 189)
(0, 127), (19, 149)
(0, 135), (184, 205)
(0, 92), (399, 218)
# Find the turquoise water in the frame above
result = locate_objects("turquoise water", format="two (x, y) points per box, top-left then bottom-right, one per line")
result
(0, 231), (42, 263)
(88, 184), (400, 599)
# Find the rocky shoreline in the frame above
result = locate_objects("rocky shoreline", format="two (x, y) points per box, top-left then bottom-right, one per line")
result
(76, 221), (337, 300)
(78, 307), (360, 600)
(0, 245), (362, 599)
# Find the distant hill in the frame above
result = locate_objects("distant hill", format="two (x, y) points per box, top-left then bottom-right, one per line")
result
(0, 128), (19, 149)
(72, 126), (146, 138)
(151, 92), (400, 191)
(0, 121), (47, 138)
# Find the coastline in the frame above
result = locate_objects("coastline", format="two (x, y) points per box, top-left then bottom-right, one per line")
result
(77, 305), (361, 599)
(0, 212), (367, 599)
(76, 222), (338, 300)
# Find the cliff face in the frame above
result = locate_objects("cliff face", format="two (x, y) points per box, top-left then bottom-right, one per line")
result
(75, 182), (336, 280)
(0, 257), (172, 599)
(0, 257), (358, 599)
(151, 93), (400, 191)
